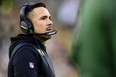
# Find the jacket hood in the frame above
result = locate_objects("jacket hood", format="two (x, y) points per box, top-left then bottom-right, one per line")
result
(9, 34), (46, 58)
(10, 34), (34, 44)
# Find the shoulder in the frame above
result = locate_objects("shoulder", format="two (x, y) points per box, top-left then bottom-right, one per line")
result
(12, 45), (42, 65)
(13, 43), (40, 60)
(15, 45), (37, 57)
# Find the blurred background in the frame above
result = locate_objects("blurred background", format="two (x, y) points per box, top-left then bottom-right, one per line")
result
(0, 0), (81, 77)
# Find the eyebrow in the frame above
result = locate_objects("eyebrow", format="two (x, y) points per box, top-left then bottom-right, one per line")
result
(40, 15), (51, 19)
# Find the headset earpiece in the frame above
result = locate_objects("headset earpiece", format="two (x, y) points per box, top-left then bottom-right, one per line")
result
(20, 3), (34, 34)
(20, 21), (28, 33)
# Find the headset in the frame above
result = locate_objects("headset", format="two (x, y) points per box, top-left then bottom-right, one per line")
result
(20, 3), (57, 35)
(20, 3), (34, 34)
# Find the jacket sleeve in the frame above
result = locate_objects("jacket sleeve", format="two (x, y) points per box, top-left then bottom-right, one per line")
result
(13, 46), (40, 77)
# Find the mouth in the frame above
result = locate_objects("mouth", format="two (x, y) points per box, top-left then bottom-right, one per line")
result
(46, 27), (53, 32)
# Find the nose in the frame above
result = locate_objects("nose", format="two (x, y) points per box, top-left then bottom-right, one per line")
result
(47, 19), (53, 27)
(50, 20), (53, 25)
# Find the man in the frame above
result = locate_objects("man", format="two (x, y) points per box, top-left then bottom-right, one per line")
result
(8, 2), (57, 77)
(71, 0), (116, 77)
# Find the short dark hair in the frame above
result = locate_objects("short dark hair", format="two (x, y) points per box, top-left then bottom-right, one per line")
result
(23, 2), (46, 17)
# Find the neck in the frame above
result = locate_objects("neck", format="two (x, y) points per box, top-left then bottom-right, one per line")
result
(34, 34), (51, 44)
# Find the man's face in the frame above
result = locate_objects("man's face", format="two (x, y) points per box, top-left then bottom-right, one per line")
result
(31, 7), (53, 34)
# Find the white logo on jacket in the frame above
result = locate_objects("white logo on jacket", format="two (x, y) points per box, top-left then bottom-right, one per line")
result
(29, 62), (34, 68)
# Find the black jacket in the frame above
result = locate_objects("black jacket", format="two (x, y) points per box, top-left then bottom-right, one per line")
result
(8, 34), (55, 77)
